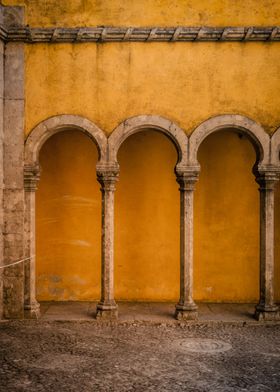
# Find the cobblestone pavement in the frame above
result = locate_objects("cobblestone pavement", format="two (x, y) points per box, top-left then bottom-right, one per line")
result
(0, 321), (280, 392)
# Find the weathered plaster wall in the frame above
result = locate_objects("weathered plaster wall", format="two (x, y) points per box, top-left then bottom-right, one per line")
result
(24, 43), (280, 137)
(3, 0), (280, 27)
(2, 0), (280, 302)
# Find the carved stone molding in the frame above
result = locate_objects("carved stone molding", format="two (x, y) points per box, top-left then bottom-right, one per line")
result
(1, 25), (280, 43)
(176, 170), (200, 192)
(25, 114), (107, 166)
(189, 114), (270, 167)
(271, 126), (280, 166)
(255, 170), (280, 190)
(97, 165), (120, 192)
(108, 115), (188, 169)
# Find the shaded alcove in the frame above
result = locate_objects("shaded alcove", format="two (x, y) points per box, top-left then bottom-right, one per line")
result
(115, 130), (180, 301)
(36, 130), (101, 301)
(194, 130), (259, 302)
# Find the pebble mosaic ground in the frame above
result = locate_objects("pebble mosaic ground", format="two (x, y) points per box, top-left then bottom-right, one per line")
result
(0, 321), (280, 391)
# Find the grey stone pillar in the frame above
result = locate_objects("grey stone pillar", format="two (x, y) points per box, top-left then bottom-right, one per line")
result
(2, 6), (25, 319)
(23, 165), (40, 318)
(175, 170), (199, 320)
(96, 167), (119, 319)
(255, 168), (280, 321)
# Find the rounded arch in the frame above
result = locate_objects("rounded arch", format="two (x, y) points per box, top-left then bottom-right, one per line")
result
(25, 114), (107, 166)
(108, 115), (188, 168)
(189, 114), (270, 167)
(271, 126), (280, 166)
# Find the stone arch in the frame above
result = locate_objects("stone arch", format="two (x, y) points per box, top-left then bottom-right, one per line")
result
(189, 114), (270, 167)
(23, 114), (107, 318)
(108, 115), (188, 169)
(271, 126), (280, 166)
(25, 114), (107, 166)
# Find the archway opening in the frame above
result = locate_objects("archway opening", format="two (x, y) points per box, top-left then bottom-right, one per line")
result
(194, 129), (259, 302)
(36, 130), (101, 301)
(115, 129), (180, 301)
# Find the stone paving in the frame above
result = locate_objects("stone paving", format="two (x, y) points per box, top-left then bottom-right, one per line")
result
(0, 317), (280, 391)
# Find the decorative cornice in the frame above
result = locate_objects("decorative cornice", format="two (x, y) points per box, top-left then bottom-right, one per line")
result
(1, 25), (280, 43)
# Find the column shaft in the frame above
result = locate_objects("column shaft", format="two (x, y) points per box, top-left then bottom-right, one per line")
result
(255, 171), (279, 320)
(23, 165), (40, 318)
(96, 168), (118, 319)
(175, 172), (198, 320)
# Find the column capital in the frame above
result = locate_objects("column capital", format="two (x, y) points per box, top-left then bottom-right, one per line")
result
(97, 165), (120, 191)
(24, 164), (40, 192)
(175, 169), (200, 191)
(255, 165), (280, 190)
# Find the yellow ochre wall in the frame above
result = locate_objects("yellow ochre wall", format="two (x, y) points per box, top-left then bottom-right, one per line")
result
(4, 0), (280, 301)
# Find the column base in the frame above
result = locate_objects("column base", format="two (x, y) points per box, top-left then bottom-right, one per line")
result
(24, 301), (40, 319)
(254, 304), (280, 321)
(96, 302), (118, 320)
(175, 303), (198, 321)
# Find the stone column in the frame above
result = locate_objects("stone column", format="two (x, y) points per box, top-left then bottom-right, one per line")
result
(2, 6), (25, 319)
(0, 8), (4, 320)
(255, 168), (280, 321)
(175, 170), (199, 320)
(96, 167), (119, 319)
(23, 165), (40, 318)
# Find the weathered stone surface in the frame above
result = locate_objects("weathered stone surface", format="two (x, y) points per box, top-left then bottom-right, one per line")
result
(254, 169), (280, 320)
(4, 43), (24, 100)
(3, 99), (24, 143)
(0, 38), (4, 320)
(3, 275), (24, 319)
(108, 114), (188, 168)
(96, 166), (119, 319)
(175, 171), (199, 320)
(25, 114), (107, 166)
(2, 7), (25, 319)
(271, 126), (280, 166)
(189, 114), (270, 167)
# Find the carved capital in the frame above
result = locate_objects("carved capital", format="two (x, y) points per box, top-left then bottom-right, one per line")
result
(255, 166), (280, 191)
(176, 168), (200, 191)
(24, 164), (40, 192)
(97, 165), (119, 192)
